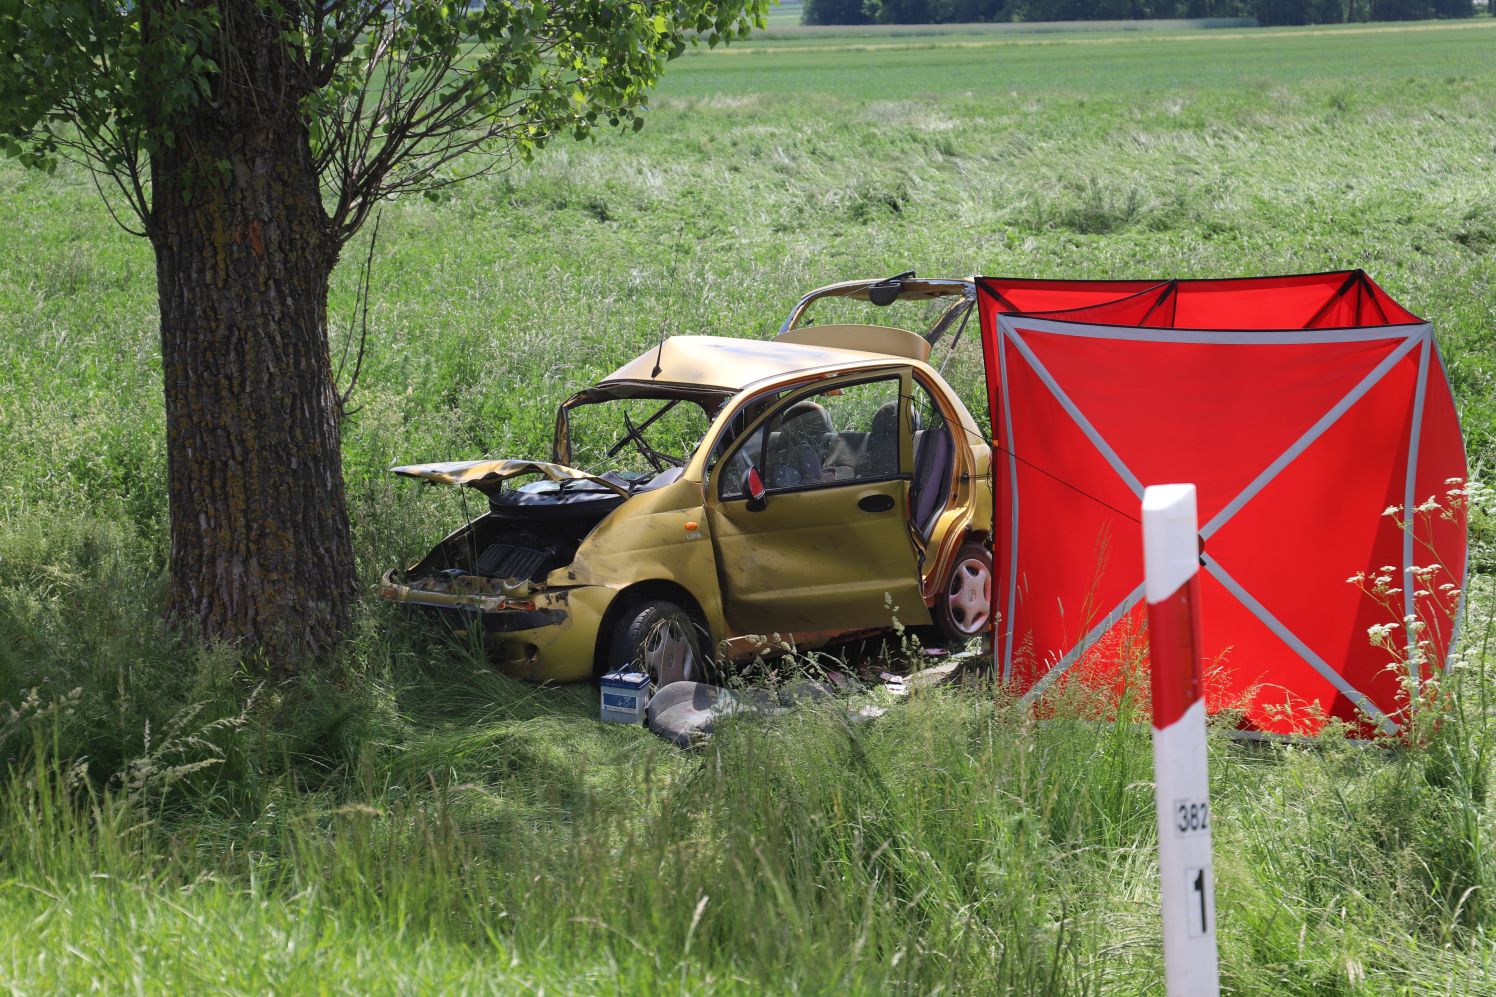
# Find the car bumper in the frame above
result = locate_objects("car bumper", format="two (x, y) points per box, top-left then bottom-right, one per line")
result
(378, 570), (609, 683)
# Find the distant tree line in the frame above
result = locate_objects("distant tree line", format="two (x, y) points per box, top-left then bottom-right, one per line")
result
(802, 0), (1474, 26)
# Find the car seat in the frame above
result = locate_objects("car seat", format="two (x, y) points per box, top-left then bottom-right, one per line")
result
(861, 400), (904, 477)
(910, 425), (954, 536)
(768, 401), (833, 488)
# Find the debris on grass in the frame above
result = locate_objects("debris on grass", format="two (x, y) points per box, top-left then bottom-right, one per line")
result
(644, 645), (985, 747)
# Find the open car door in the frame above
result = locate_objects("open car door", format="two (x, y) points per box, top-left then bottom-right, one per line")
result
(705, 369), (931, 637)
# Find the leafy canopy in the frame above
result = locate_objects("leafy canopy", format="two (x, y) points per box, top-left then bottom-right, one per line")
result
(0, 0), (769, 242)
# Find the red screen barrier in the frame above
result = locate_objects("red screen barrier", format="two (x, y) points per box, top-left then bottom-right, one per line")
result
(976, 271), (1467, 735)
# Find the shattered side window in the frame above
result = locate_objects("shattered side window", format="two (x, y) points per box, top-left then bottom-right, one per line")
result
(718, 376), (904, 498)
(717, 423), (770, 500)
(567, 398), (711, 477)
(707, 388), (786, 497)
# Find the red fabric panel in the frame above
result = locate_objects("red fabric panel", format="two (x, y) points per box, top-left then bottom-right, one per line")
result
(1168, 272), (1361, 330)
(1410, 347), (1469, 670)
(1014, 283), (1177, 328)
(994, 271), (1424, 332)
(1205, 350), (1419, 731)
(1035, 601), (1150, 721)
(1195, 573), (1353, 736)
(1012, 330), (1404, 529)
(976, 272), (1462, 737)
(977, 277), (1159, 315)
(1146, 284), (1178, 329)
(996, 330), (1142, 691)
(1363, 275), (1422, 326)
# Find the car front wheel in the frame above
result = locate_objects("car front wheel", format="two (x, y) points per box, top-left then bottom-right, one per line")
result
(933, 541), (993, 642)
(607, 599), (707, 688)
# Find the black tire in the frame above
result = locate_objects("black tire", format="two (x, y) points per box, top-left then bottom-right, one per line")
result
(607, 599), (710, 688)
(932, 541), (994, 643)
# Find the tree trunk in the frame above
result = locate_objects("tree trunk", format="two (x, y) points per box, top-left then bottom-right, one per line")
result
(148, 1), (354, 666)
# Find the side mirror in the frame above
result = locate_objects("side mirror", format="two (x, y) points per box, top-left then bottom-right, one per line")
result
(743, 466), (767, 511)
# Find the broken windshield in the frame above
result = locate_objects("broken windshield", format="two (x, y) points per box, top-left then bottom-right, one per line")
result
(563, 397), (713, 476)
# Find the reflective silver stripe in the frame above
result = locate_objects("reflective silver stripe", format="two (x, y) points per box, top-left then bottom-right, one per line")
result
(1005, 326), (1145, 498)
(998, 316), (1021, 682)
(1018, 583), (1146, 705)
(1002, 316), (1427, 346)
(1202, 554), (1397, 733)
(1403, 335), (1431, 668)
(1201, 328), (1428, 540)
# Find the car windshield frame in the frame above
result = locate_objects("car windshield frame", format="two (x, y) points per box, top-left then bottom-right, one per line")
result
(552, 385), (730, 473)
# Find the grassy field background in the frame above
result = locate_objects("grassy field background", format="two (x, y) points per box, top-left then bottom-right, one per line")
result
(0, 16), (1495, 994)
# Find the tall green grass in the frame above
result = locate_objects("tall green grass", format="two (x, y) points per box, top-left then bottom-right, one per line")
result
(1, 646), (1494, 992)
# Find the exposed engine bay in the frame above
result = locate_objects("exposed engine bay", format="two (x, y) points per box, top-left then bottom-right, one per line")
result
(391, 385), (713, 604)
(399, 467), (684, 597)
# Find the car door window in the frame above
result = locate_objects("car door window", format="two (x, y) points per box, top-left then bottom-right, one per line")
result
(718, 421), (770, 500)
(719, 376), (904, 498)
(710, 389), (783, 500)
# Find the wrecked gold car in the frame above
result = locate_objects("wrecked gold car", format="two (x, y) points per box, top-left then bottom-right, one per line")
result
(380, 274), (994, 684)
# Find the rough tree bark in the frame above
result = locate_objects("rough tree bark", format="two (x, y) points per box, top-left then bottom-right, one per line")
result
(148, 1), (355, 665)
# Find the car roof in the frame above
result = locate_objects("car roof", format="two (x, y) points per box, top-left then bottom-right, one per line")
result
(599, 335), (918, 393)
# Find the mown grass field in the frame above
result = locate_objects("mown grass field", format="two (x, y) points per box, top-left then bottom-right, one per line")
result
(0, 16), (1495, 994)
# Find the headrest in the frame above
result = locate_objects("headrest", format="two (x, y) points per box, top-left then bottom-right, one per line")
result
(782, 400), (833, 434)
(871, 400), (900, 435)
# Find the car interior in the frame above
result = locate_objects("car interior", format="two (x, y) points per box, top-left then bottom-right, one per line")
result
(724, 385), (956, 541)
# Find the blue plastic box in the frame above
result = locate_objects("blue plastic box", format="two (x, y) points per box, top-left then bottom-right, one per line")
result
(600, 671), (651, 724)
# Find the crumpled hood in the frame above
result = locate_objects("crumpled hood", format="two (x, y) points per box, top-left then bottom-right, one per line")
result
(390, 459), (632, 497)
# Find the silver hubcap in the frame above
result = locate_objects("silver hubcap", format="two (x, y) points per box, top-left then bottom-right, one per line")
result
(946, 557), (992, 634)
(644, 617), (698, 686)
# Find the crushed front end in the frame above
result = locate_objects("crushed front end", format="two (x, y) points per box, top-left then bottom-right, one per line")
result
(378, 460), (640, 681)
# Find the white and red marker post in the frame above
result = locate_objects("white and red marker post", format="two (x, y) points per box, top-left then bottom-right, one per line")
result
(1142, 484), (1220, 997)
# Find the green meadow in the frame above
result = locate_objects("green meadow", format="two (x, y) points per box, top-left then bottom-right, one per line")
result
(0, 16), (1494, 994)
